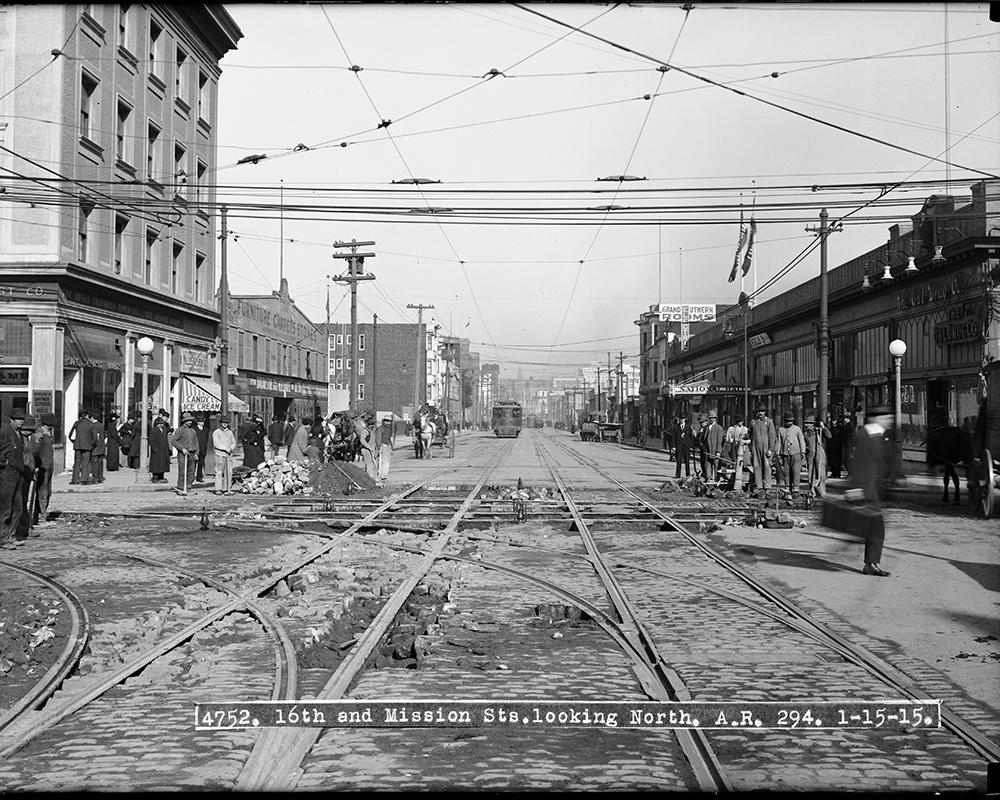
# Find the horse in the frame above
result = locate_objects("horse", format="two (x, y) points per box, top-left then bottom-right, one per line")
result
(926, 424), (974, 505)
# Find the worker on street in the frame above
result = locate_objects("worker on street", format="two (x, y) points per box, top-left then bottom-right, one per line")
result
(749, 405), (777, 493)
(777, 412), (806, 496)
(804, 414), (832, 498)
(169, 413), (199, 496)
(375, 416), (394, 485)
(212, 417), (237, 494)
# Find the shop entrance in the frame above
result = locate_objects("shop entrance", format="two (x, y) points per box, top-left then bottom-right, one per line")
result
(927, 379), (950, 427)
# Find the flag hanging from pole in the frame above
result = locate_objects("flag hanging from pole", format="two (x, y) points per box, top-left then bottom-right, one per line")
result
(728, 208), (747, 283)
(740, 218), (756, 278)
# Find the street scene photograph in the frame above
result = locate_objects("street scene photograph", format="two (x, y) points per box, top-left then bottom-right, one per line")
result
(0, 0), (998, 793)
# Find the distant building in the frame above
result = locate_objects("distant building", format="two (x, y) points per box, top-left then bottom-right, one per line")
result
(0, 4), (242, 471)
(227, 279), (327, 423)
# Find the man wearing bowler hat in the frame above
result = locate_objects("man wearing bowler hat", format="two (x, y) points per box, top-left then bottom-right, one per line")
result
(168, 413), (199, 495)
(777, 412), (806, 496)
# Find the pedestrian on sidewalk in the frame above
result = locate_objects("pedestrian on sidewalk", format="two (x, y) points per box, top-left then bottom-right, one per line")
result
(242, 415), (267, 468)
(287, 417), (309, 461)
(749, 405), (777, 494)
(29, 414), (55, 525)
(16, 415), (39, 541)
(118, 414), (137, 469)
(68, 409), (95, 485)
(672, 416), (692, 478)
(149, 417), (171, 483)
(267, 415), (286, 460)
(0, 407), (27, 549)
(845, 405), (894, 577)
(90, 411), (106, 484)
(211, 416), (236, 494)
(169, 413), (199, 495)
(804, 415), (831, 497)
(105, 412), (121, 472)
(777, 412), (805, 496)
(194, 416), (210, 483)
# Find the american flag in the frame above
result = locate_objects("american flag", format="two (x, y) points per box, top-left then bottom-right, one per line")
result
(729, 208), (747, 283)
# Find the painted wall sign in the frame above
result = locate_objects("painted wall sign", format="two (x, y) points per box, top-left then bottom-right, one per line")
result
(933, 315), (981, 346)
(0, 367), (29, 386)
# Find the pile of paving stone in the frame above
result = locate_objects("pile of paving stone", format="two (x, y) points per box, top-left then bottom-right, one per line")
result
(238, 456), (314, 496)
(480, 484), (553, 501)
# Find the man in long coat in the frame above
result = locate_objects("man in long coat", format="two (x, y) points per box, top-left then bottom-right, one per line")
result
(29, 414), (56, 524)
(776, 412), (806, 495)
(90, 412), (106, 484)
(149, 418), (171, 482)
(671, 416), (692, 478)
(286, 417), (310, 461)
(846, 406), (893, 577)
(749, 405), (777, 493)
(242, 415), (267, 468)
(105, 413), (121, 471)
(0, 407), (27, 549)
(804, 414), (832, 497)
(702, 411), (726, 482)
(194, 417), (210, 483)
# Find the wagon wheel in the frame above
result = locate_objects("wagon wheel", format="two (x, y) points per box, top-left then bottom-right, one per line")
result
(979, 448), (995, 519)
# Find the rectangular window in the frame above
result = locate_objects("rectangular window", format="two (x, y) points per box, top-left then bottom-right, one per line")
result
(116, 99), (131, 162)
(149, 19), (162, 78)
(358, 358), (365, 376)
(144, 227), (158, 283)
(346, 359), (352, 371)
(171, 240), (182, 294)
(175, 46), (187, 100)
(78, 201), (92, 262)
(346, 334), (352, 348)
(336, 358), (343, 370)
(114, 214), (129, 275)
(194, 251), (205, 303)
(174, 142), (187, 189)
(197, 71), (209, 120)
(337, 334), (343, 346)
(359, 333), (366, 351)
(118, 4), (130, 49)
(80, 72), (98, 139)
(358, 383), (365, 401)
(252, 335), (259, 370)
(146, 122), (160, 180)
(195, 159), (207, 204)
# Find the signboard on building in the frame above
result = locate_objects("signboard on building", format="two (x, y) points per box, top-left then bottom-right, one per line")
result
(671, 383), (749, 396)
(179, 347), (212, 376)
(748, 332), (772, 349)
(31, 390), (53, 416)
(656, 304), (716, 322)
(933, 316), (981, 346)
(0, 367), (29, 386)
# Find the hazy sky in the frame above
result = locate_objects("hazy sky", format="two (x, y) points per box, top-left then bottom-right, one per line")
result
(215, 2), (1000, 378)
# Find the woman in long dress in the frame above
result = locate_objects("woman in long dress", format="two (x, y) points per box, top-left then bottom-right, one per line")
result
(241, 419), (266, 468)
(105, 413), (121, 471)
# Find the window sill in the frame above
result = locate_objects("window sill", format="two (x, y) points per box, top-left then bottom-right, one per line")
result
(79, 136), (104, 162)
(174, 96), (191, 119)
(117, 45), (138, 73)
(148, 73), (167, 98)
(196, 117), (212, 138)
(114, 159), (137, 180)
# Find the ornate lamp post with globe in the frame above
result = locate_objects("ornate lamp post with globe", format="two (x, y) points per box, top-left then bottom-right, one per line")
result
(135, 336), (155, 484)
(889, 338), (907, 481)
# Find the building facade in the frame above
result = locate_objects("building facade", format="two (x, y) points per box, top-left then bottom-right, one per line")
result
(228, 279), (327, 424)
(666, 181), (1000, 458)
(0, 3), (241, 469)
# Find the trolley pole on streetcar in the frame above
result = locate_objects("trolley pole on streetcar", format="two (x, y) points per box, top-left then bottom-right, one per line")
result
(332, 240), (376, 414)
(407, 303), (435, 417)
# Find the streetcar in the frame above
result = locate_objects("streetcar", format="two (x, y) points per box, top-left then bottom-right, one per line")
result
(491, 401), (523, 438)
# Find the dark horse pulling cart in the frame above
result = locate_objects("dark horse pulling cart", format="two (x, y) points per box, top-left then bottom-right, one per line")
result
(929, 361), (998, 518)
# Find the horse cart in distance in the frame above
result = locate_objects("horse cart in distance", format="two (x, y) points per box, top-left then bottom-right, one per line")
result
(969, 360), (999, 518)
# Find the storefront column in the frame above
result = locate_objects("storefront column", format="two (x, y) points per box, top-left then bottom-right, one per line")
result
(161, 339), (173, 423)
(28, 316), (60, 414)
(123, 331), (136, 418)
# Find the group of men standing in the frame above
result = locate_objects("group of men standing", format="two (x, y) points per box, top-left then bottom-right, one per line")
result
(0, 408), (56, 549)
(667, 406), (840, 498)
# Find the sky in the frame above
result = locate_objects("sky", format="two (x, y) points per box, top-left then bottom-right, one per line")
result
(214, 2), (1000, 379)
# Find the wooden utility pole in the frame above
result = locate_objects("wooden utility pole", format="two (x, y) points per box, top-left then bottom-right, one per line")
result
(332, 240), (376, 413)
(406, 303), (435, 415)
(219, 204), (229, 420)
(805, 210), (840, 424)
(618, 351), (625, 424)
(372, 313), (378, 417)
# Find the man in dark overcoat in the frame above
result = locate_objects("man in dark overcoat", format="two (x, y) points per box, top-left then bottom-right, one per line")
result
(194, 416), (210, 483)
(149, 417), (171, 483)
(845, 405), (894, 577)
(242, 415), (267, 468)
(702, 411), (726, 481)
(105, 413), (121, 471)
(90, 411), (106, 484)
(0, 407), (27, 549)
(68, 409), (94, 485)
(29, 414), (56, 524)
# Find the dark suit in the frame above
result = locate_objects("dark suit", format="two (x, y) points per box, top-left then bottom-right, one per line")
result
(848, 423), (890, 565)
(90, 421), (106, 483)
(0, 421), (26, 543)
(69, 416), (95, 484)
(671, 421), (693, 478)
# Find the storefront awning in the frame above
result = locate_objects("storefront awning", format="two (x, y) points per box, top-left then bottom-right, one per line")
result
(181, 376), (250, 413)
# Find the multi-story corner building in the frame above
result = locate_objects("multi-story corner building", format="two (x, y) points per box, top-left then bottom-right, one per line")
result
(324, 320), (429, 420)
(667, 180), (1000, 461)
(0, 4), (241, 470)
(227, 279), (327, 424)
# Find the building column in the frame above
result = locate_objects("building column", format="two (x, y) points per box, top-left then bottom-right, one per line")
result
(28, 316), (60, 415)
(162, 339), (173, 423)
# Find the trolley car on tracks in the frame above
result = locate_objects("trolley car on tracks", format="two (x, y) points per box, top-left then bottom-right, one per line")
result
(969, 360), (999, 518)
(491, 400), (523, 438)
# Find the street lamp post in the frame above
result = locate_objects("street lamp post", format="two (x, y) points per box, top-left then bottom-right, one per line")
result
(135, 336), (155, 484)
(889, 338), (907, 481)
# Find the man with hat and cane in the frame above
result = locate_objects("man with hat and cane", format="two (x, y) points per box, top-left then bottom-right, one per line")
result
(169, 413), (199, 496)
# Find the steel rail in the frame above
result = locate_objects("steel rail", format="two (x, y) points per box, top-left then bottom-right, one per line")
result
(86, 544), (299, 703)
(235, 438), (517, 791)
(0, 444), (493, 759)
(545, 431), (1000, 764)
(531, 436), (731, 794)
(0, 561), (90, 733)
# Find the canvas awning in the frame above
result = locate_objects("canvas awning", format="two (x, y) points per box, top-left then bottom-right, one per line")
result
(181, 376), (250, 413)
